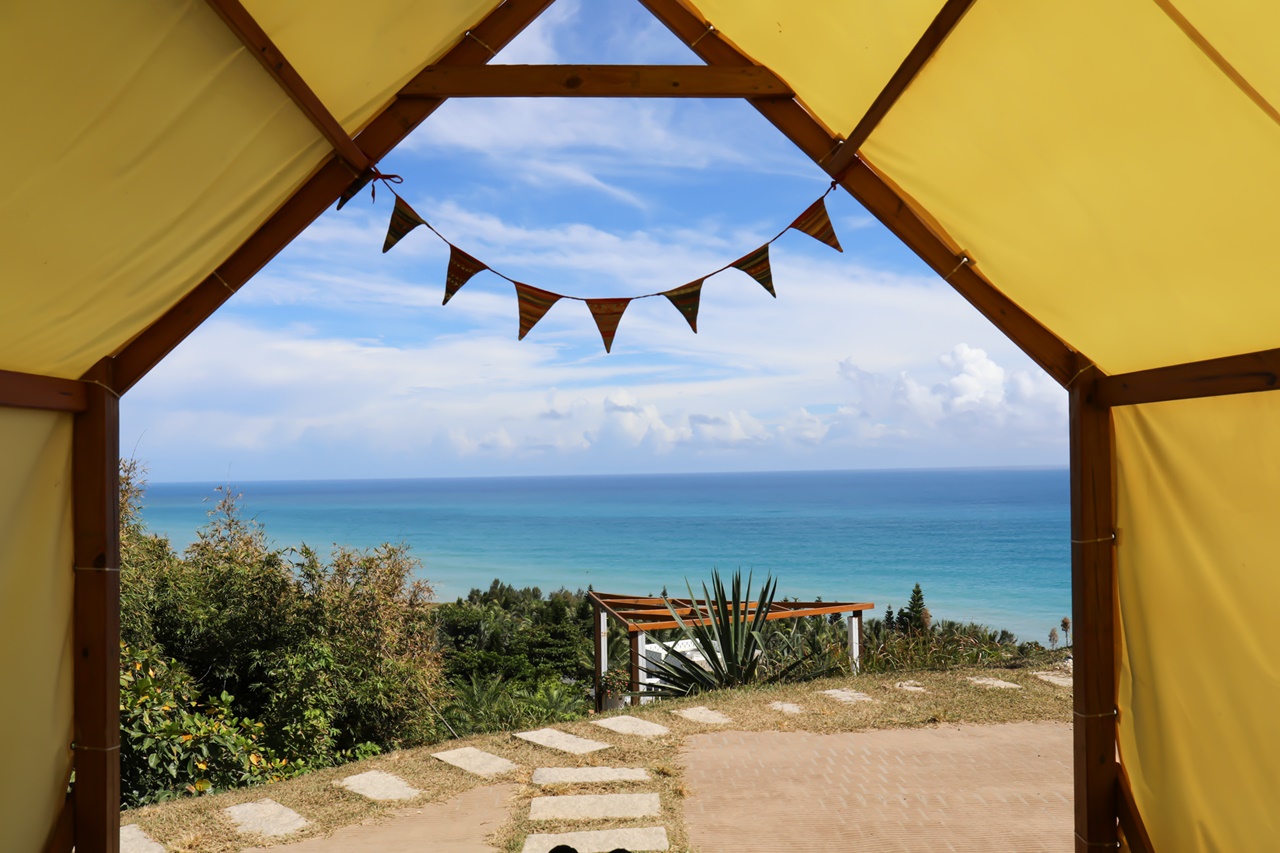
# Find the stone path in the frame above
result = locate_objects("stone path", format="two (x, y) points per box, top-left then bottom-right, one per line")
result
(515, 727), (611, 754)
(530, 792), (661, 820)
(592, 715), (670, 737)
(339, 769), (420, 801)
(224, 799), (310, 837)
(682, 721), (1072, 852)
(521, 826), (670, 853)
(432, 746), (518, 777)
(244, 784), (516, 853)
(821, 687), (875, 703)
(120, 824), (164, 853)
(769, 701), (805, 714)
(672, 706), (732, 724)
(1034, 671), (1073, 688)
(532, 766), (650, 785)
(968, 676), (1022, 689)
(896, 680), (927, 692)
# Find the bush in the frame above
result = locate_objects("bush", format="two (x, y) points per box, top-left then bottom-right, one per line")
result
(118, 464), (446, 804)
(119, 644), (291, 808)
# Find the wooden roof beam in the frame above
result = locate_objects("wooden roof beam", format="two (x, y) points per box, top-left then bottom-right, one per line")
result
(401, 65), (792, 98)
(1096, 346), (1280, 407)
(825, 0), (975, 179)
(635, 0), (1080, 390)
(112, 0), (560, 393)
(203, 0), (371, 173)
(0, 367), (87, 412)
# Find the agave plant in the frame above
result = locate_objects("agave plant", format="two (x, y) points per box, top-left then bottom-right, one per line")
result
(642, 569), (829, 698)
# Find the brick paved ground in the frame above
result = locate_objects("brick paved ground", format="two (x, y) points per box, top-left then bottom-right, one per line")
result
(681, 721), (1072, 853)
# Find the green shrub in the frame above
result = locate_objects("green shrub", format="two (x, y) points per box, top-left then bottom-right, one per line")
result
(118, 464), (445, 804)
(119, 644), (290, 808)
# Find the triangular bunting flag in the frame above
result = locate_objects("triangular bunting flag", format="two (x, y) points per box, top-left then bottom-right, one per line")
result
(586, 298), (631, 353)
(337, 171), (374, 210)
(443, 245), (487, 305)
(789, 197), (843, 252)
(514, 283), (562, 340)
(732, 244), (776, 297)
(382, 195), (425, 253)
(662, 279), (704, 333)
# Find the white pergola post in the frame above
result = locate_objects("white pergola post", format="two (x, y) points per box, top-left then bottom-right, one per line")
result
(848, 611), (863, 672)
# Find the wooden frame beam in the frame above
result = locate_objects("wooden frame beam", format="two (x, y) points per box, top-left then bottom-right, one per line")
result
(826, 0), (975, 179)
(1069, 371), (1119, 852)
(401, 65), (791, 98)
(0, 368), (86, 412)
(203, 0), (370, 172)
(72, 358), (121, 853)
(634, 0), (1081, 389)
(1097, 345), (1280, 407)
(111, 0), (558, 393)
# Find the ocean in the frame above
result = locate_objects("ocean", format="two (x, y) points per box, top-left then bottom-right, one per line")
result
(138, 468), (1070, 643)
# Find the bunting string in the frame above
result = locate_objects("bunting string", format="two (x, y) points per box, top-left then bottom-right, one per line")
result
(355, 178), (846, 350)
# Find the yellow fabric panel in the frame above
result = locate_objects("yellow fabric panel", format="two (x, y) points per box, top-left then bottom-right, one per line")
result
(862, 0), (1280, 374)
(683, 0), (944, 136)
(1114, 394), (1280, 851)
(0, 410), (74, 852)
(245, 0), (503, 133)
(1165, 0), (1280, 115)
(0, 0), (327, 379)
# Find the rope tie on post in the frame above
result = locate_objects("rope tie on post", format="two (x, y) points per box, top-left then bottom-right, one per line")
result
(82, 379), (120, 399)
(944, 254), (971, 281)
(1071, 533), (1116, 545)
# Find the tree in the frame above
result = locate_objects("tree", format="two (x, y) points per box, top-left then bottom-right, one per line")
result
(902, 583), (928, 634)
(1048, 627), (1059, 651)
(1060, 616), (1072, 647)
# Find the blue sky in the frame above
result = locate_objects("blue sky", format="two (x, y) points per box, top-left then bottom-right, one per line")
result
(123, 0), (1068, 482)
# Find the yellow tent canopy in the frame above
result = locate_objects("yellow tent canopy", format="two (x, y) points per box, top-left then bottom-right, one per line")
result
(4, 1), (1277, 849)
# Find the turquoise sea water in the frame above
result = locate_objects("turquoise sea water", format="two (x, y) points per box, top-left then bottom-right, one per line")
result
(140, 468), (1070, 642)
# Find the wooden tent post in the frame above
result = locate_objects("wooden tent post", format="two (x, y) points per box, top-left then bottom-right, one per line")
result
(72, 360), (121, 853)
(1069, 373), (1118, 851)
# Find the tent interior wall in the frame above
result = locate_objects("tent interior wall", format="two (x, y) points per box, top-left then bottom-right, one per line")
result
(4, 1), (1278, 850)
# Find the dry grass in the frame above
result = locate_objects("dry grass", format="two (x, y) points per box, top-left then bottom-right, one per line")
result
(123, 665), (1072, 852)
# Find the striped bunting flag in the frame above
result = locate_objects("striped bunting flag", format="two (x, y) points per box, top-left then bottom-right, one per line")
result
(337, 171), (374, 210)
(662, 279), (704, 333)
(586, 298), (631, 352)
(732, 244), (775, 297)
(514, 283), (562, 340)
(789, 197), (843, 252)
(382, 195), (425, 253)
(443, 245), (487, 305)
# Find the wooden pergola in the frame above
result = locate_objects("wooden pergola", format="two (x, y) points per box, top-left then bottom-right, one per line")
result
(587, 591), (874, 711)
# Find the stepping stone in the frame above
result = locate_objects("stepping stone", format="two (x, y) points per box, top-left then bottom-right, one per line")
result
(223, 799), (310, 837)
(432, 746), (518, 777)
(895, 680), (927, 693)
(673, 706), (732, 724)
(821, 688), (875, 703)
(1034, 671), (1073, 687)
(592, 716), (670, 737)
(532, 766), (650, 785)
(522, 826), (670, 853)
(338, 769), (419, 801)
(968, 676), (1022, 689)
(120, 824), (165, 853)
(516, 728), (611, 754)
(769, 701), (804, 715)
(530, 791), (661, 820)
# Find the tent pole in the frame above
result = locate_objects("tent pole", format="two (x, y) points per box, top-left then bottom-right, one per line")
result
(593, 603), (605, 712)
(1069, 371), (1118, 851)
(628, 631), (641, 708)
(72, 359), (121, 853)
